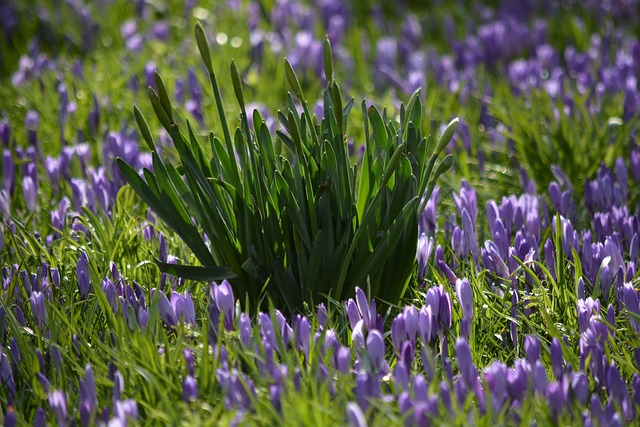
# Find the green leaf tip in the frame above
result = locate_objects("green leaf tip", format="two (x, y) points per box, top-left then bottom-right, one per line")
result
(323, 37), (333, 83)
(148, 86), (172, 131)
(153, 71), (174, 123)
(230, 60), (245, 110)
(134, 106), (156, 152)
(284, 58), (304, 100)
(435, 117), (459, 155)
(194, 22), (213, 75)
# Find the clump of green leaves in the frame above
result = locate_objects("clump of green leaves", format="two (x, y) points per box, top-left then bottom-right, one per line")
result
(117, 23), (457, 314)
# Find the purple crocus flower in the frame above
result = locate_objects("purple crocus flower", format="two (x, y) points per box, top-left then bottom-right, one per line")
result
(524, 335), (540, 365)
(455, 278), (474, 319)
(546, 378), (569, 419)
(212, 280), (235, 331)
(157, 290), (177, 327)
(48, 390), (68, 426)
(456, 338), (477, 388)
(33, 407), (47, 427)
(0, 348), (16, 396)
(79, 364), (97, 427)
(630, 149), (640, 183)
(2, 150), (14, 194)
(550, 338), (564, 380)
(25, 110), (39, 146)
(351, 320), (365, 352)
(420, 187), (439, 236)
(571, 372), (589, 406)
(416, 233), (434, 284)
(435, 244), (457, 284)
(355, 287), (374, 331)
(76, 252), (91, 297)
(623, 282), (640, 332)
(317, 303), (328, 329)
(346, 402), (367, 427)
(22, 175), (37, 212)
(365, 329), (387, 373)
(183, 375), (198, 402)
(30, 291), (47, 330)
(418, 305), (433, 345)
(334, 346), (351, 374)
(114, 399), (138, 422)
(484, 361), (508, 411)
(484, 240), (510, 278)
(0, 189), (10, 218)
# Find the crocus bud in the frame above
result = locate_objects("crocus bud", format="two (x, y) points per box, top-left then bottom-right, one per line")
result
(76, 252), (91, 296)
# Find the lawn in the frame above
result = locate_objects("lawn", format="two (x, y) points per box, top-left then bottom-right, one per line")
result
(1, 0), (639, 425)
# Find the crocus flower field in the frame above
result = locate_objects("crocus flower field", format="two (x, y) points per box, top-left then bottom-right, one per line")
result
(1, 0), (640, 425)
